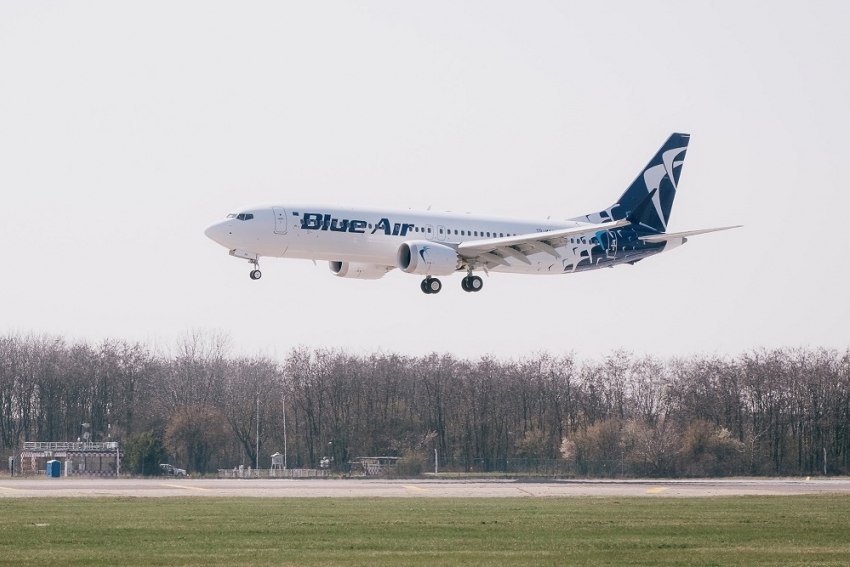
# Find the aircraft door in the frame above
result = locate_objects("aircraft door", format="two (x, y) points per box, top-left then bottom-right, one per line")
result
(273, 208), (288, 234)
(436, 225), (447, 241)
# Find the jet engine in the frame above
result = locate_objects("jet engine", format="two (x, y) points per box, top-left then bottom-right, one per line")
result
(329, 261), (393, 280)
(396, 241), (459, 276)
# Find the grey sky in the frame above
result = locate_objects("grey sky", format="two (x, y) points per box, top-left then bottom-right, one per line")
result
(1, 1), (848, 359)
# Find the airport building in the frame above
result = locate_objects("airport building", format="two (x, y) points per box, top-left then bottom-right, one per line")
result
(19, 442), (122, 476)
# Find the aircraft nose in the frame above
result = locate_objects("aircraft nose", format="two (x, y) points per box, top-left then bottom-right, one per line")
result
(204, 221), (230, 245)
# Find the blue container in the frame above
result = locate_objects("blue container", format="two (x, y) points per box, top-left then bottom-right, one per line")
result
(46, 459), (61, 478)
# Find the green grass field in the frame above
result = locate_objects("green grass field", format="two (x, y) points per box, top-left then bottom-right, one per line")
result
(1, 496), (849, 566)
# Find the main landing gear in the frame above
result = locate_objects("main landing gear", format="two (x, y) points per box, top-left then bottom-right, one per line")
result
(420, 277), (442, 294)
(461, 274), (483, 293)
(420, 275), (484, 294)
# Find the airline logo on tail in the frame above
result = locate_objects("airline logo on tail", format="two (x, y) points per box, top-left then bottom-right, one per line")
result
(642, 145), (688, 231)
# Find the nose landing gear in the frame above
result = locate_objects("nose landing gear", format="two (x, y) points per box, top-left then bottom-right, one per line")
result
(249, 258), (262, 280)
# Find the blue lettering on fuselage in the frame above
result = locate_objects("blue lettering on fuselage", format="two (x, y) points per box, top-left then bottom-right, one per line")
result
(300, 213), (414, 236)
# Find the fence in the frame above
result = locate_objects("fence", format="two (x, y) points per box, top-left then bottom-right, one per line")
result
(23, 441), (119, 451)
(217, 468), (330, 479)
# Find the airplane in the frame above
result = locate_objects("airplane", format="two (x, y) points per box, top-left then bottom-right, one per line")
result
(204, 133), (739, 294)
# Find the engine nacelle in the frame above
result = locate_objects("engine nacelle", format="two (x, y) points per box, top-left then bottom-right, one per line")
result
(329, 261), (392, 280)
(396, 241), (459, 276)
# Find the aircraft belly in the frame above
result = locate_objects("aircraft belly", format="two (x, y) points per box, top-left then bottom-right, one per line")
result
(283, 230), (398, 265)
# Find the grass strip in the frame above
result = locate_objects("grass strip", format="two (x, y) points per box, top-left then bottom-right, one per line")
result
(1, 496), (849, 566)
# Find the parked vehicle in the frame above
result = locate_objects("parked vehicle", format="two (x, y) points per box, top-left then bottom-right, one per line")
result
(159, 463), (187, 476)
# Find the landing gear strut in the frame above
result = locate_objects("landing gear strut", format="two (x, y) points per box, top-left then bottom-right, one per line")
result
(461, 274), (483, 293)
(420, 277), (442, 294)
(249, 259), (262, 280)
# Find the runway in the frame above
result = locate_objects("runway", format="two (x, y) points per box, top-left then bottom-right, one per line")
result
(2, 477), (850, 498)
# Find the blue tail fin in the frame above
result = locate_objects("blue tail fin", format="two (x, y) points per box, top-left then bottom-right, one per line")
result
(577, 133), (690, 233)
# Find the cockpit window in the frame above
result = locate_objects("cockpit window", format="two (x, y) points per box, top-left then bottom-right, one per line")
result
(229, 213), (255, 221)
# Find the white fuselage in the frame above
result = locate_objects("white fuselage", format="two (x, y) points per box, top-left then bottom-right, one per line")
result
(204, 204), (608, 276)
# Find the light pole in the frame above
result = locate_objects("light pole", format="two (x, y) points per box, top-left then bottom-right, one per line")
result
(282, 395), (288, 469)
(81, 423), (90, 473)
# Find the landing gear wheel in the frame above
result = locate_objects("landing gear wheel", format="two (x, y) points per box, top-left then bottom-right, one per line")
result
(421, 277), (442, 294)
(462, 275), (483, 292)
(247, 257), (262, 281)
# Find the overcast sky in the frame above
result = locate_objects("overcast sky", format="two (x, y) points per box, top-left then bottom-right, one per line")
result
(1, 1), (848, 360)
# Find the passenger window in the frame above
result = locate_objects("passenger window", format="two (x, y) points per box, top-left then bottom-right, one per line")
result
(439, 228), (443, 234)
(486, 232), (491, 237)
(427, 228), (432, 233)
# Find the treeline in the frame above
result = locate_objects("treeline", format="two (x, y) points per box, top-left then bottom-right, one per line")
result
(2, 333), (849, 477)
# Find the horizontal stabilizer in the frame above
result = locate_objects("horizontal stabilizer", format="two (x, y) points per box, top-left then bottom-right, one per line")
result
(639, 225), (742, 243)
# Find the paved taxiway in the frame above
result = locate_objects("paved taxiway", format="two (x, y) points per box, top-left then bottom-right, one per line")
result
(2, 477), (850, 498)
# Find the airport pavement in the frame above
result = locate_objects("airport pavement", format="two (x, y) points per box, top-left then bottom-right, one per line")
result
(2, 477), (850, 498)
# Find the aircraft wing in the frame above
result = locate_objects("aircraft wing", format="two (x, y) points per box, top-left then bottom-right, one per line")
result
(456, 219), (631, 267)
(638, 225), (741, 243)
